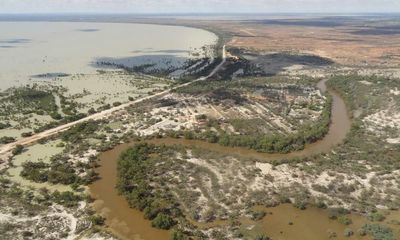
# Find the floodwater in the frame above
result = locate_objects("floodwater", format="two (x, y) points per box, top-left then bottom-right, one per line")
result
(90, 142), (170, 240)
(0, 22), (217, 90)
(7, 139), (71, 192)
(243, 204), (381, 240)
(89, 79), (364, 240)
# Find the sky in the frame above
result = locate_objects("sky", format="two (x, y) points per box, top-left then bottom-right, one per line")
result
(0, 0), (400, 14)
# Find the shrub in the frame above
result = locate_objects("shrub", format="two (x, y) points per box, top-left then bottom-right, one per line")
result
(338, 215), (352, 225)
(255, 235), (271, 240)
(368, 212), (385, 222)
(171, 229), (188, 240)
(151, 213), (176, 230)
(89, 215), (105, 226)
(195, 114), (207, 121)
(344, 228), (354, 237)
(251, 211), (267, 221)
(294, 200), (307, 210)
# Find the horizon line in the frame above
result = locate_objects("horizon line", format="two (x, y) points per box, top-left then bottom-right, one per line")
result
(1, 11), (400, 15)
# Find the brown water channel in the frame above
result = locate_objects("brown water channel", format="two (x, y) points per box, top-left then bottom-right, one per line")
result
(90, 79), (356, 240)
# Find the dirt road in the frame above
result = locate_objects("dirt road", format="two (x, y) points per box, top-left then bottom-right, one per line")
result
(0, 45), (226, 155)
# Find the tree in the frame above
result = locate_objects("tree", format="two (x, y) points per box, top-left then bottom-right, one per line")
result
(113, 101), (122, 107)
(50, 112), (62, 120)
(21, 132), (33, 137)
(12, 145), (24, 155)
(183, 131), (194, 140)
(88, 108), (96, 115)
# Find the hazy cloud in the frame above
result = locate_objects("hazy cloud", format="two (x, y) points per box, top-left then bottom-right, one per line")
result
(0, 0), (400, 13)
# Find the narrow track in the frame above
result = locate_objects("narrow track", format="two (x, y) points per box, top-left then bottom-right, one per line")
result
(0, 45), (226, 155)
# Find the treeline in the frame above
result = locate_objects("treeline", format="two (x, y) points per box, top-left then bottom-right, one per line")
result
(61, 120), (99, 143)
(33, 113), (87, 133)
(45, 190), (83, 208)
(1, 87), (64, 120)
(325, 74), (398, 119)
(0, 122), (11, 130)
(97, 60), (184, 78)
(20, 154), (97, 186)
(0, 136), (15, 144)
(12, 87), (57, 114)
(60, 94), (78, 115)
(117, 143), (182, 230)
(0, 86), (85, 134)
(326, 75), (362, 114)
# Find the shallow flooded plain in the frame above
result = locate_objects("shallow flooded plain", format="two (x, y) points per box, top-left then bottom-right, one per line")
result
(0, 22), (217, 90)
(0, 21), (217, 140)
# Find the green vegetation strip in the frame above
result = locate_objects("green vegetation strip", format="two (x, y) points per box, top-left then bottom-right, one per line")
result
(117, 143), (182, 230)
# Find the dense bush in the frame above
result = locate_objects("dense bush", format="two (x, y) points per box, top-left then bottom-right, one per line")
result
(11, 87), (58, 114)
(0, 122), (11, 130)
(117, 143), (181, 230)
(21, 160), (80, 185)
(33, 113), (87, 134)
(361, 224), (394, 240)
(0, 136), (16, 144)
(20, 162), (49, 183)
(61, 121), (99, 143)
(171, 229), (189, 240)
(368, 212), (386, 222)
(89, 215), (105, 225)
(51, 191), (82, 208)
(20, 153), (92, 186)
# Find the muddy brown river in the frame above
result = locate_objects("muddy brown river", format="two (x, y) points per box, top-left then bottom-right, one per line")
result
(90, 79), (357, 239)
